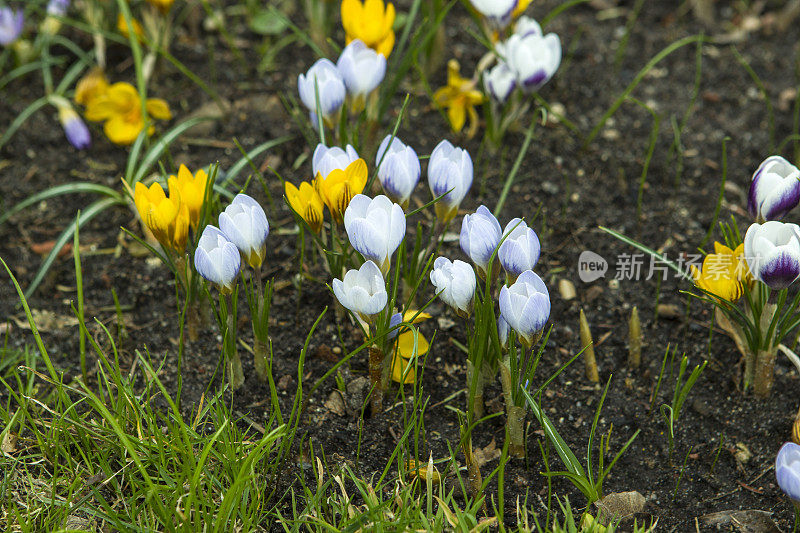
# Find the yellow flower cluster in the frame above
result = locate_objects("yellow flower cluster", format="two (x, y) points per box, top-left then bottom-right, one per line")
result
(691, 242), (750, 302)
(284, 159), (368, 231)
(433, 60), (485, 139)
(341, 0), (395, 57)
(75, 69), (172, 145)
(134, 165), (209, 251)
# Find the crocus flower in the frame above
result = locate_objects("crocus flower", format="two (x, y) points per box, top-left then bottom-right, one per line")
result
(433, 59), (486, 138)
(504, 20), (561, 92)
(375, 135), (420, 208)
(84, 82), (171, 145)
(469, 0), (517, 29)
(332, 260), (388, 322)
(512, 14), (541, 37)
(744, 221), (800, 290)
(344, 194), (406, 274)
(430, 257), (477, 317)
(499, 218), (541, 280)
(134, 181), (189, 251)
(117, 13), (144, 41)
(57, 104), (91, 150)
(498, 314), (510, 349)
(285, 181), (325, 233)
(312, 143), (359, 181)
(777, 442), (800, 503)
(341, 0), (396, 57)
(219, 194), (270, 269)
(690, 242), (747, 302)
(511, 0), (532, 19)
(390, 310), (431, 384)
(747, 155), (800, 222)
(47, 0), (70, 16)
(484, 61), (517, 103)
(297, 58), (346, 126)
(194, 225), (241, 293)
(460, 205), (502, 278)
(167, 165), (208, 228)
(146, 0), (174, 13)
(316, 158), (368, 224)
(499, 270), (550, 347)
(336, 39), (386, 109)
(75, 68), (109, 107)
(42, 0), (69, 35)
(428, 140), (473, 222)
(0, 7), (23, 46)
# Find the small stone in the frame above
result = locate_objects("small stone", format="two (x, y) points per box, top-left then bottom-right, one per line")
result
(656, 304), (681, 320)
(324, 390), (346, 417)
(558, 279), (577, 300)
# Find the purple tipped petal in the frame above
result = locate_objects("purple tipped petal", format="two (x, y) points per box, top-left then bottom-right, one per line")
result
(759, 252), (800, 289)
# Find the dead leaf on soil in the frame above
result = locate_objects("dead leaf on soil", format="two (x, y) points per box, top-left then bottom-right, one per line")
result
(1, 431), (18, 455)
(324, 390), (346, 417)
(700, 509), (780, 533)
(472, 439), (501, 468)
(594, 491), (646, 524)
(29, 240), (72, 257)
(12, 309), (79, 331)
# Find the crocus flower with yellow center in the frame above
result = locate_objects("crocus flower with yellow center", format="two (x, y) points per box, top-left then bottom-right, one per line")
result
(74, 67), (109, 107)
(84, 82), (171, 145)
(341, 0), (396, 57)
(691, 242), (748, 302)
(315, 158), (368, 224)
(433, 59), (486, 139)
(167, 165), (208, 229)
(134, 181), (189, 251)
(285, 181), (325, 233)
(390, 310), (431, 384)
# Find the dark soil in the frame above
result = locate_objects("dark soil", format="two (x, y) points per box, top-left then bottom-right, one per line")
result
(1, 0), (798, 530)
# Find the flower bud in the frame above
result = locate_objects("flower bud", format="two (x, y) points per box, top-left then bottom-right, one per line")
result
(312, 143), (359, 181)
(430, 257), (476, 316)
(460, 205), (502, 278)
(57, 105), (91, 150)
(194, 225), (241, 293)
(344, 194), (406, 274)
(428, 140), (473, 222)
(743, 221), (800, 289)
(376, 135), (420, 208)
(298, 58), (346, 123)
(469, 0), (517, 28)
(336, 39), (386, 104)
(776, 442), (800, 503)
(504, 21), (561, 92)
(484, 62), (517, 103)
(0, 7), (24, 46)
(332, 260), (388, 322)
(747, 155), (800, 222)
(218, 194), (270, 269)
(499, 218), (540, 279)
(498, 270), (550, 348)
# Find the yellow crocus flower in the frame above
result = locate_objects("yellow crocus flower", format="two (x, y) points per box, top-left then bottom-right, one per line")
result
(146, 0), (174, 14)
(168, 165), (208, 229)
(75, 68), (109, 107)
(84, 82), (172, 145)
(116, 13), (144, 40)
(691, 242), (748, 302)
(315, 158), (368, 224)
(511, 0), (532, 19)
(134, 181), (189, 251)
(391, 310), (431, 384)
(341, 0), (396, 57)
(433, 59), (486, 139)
(285, 181), (325, 233)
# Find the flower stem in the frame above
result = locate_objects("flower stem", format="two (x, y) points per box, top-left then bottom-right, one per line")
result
(253, 267), (268, 382)
(466, 359), (485, 420)
(369, 345), (384, 416)
(224, 293), (244, 391)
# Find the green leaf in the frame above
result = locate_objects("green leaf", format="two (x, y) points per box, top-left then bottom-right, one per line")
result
(249, 9), (289, 35)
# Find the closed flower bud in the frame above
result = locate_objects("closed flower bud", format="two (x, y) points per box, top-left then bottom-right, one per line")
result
(484, 62), (517, 103)
(460, 205), (502, 278)
(167, 164), (208, 229)
(744, 221), (800, 289)
(313, 143), (359, 181)
(430, 257), (476, 317)
(337, 39), (386, 106)
(776, 442), (800, 503)
(469, 0), (517, 28)
(0, 7), (23, 46)
(498, 314), (510, 349)
(134, 181), (189, 251)
(47, 0), (70, 16)
(747, 155), (800, 222)
(499, 270), (550, 348)
(428, 140), (473, 222)
(285, 181), (325, 233)
(376, 135), (420, 208)
(218, 194), (270, 269)
(504, 21), (561, 92)
(57, 104), (91, 150)
(344, 194), (406, 274)
(332, 260), (388, 322)
(298, 59), (346, 124)
(194, 225), (241, 293)
(499, 218), (541, 280)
